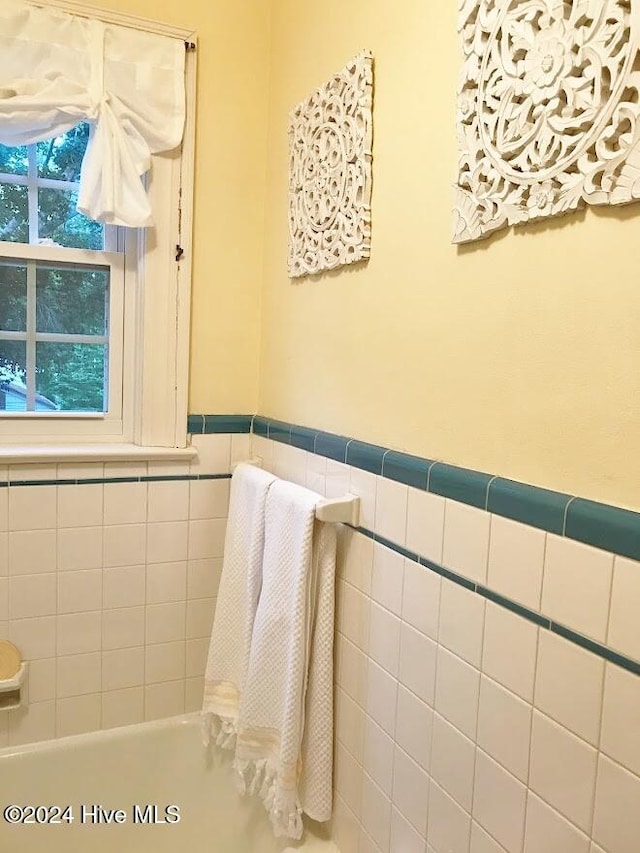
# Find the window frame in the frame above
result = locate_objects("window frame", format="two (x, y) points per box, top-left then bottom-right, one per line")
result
(0, 1), (196, 454)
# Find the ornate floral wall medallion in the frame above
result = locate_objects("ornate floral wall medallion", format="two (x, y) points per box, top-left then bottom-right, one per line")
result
(288, 50), (373, 278)
(454, 0), (640, 243)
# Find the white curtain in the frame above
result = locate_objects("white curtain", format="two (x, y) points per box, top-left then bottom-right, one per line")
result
(0, 0), (186, 227)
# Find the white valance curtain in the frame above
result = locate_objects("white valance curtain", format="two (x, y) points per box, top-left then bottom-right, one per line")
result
(0, 0), (186, 227)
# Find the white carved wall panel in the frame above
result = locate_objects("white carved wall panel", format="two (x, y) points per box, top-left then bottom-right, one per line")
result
(454, 0), (640, 243)
(288, 50), (373, 278)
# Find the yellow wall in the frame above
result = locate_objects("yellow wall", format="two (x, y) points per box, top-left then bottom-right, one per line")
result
(99, 0), (270, 415)
(259, 0), (640, 510)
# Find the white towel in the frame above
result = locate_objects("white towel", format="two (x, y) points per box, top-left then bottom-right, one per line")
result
(233, 479), (337, 839)
(202, 463), (277, 746)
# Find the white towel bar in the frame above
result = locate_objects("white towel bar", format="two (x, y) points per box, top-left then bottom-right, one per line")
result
(232, 458), (360, 526)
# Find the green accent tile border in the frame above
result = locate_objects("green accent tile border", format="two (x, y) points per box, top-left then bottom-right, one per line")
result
(487, 478), (570, 535)
(237, 414), (640, 563)
(354, 523), (640, 678)
(3, 473), (232, 488)
(187, 414), (253, 434)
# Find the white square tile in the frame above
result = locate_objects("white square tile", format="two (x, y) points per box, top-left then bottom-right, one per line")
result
(148, 480), (190, 523)
(335, 742), (363, 818)
(534, 629), (604, 745)
(398, 623), (437, 705)
(488, 515), (545, 610)
(9, 529), (56, 575)
(230, 435), (251, 469)
(435, 647), (480, 740)
(103, 462), (147, 479)
(186, 637), (209, 678)
(57, 463), (104, 480)
(600, 663), (640, 778)
(368, 601), (401, 677)
(430, 712), (476, 810)
(145, 640), (185, 684)
(390, 806), (426, 853)
(392, 747), (430, 835)
(56, 652), (101, 698)
(9, 700), (56, 746)
(146, 460), (191, 478)
(473, 750), (526, 853)
(363, 716), (395, 796)
(524, 791), (590, 853)
(57, 569), (102, 614)
(57, 484), (103, 529)
(529, 711), (598, 832)
(542, 534), (614, 642)
(374, 477), (408, 545)
(406, 488), (445, 563)
(185, 676), (204, 713)
(102, 647), (144, 692)
(607, 555), (640, 661)
(146, 602), (186, 645)
(102, 687), (144, 729)
(103, 482), (147, 526)
(10, 464), (57, 482)
(0, 533), (7, 576)
(338, 638), (368, 709)
(102, 564), (146, 609)
(146, 561), (187, 604)
(147, 521), (189, 564)
(144, 680), (185, 720)
(325, 460), (350, 500)
(187, 558), (222, 600)
(57, 612), (102, 656)
(427, 779), (471, 853)
(361, 773), (391, 851)
(189, 479), (229, 520)
(102, 607), (145, 651)
(251, 436), (274, 473)
(103, 524), (146, 568)
(592, 754), (640, 853)
(9, 573), (56, 619)
(371, 543), (404, 616)
(57, 527), (102, 571)
(56, 694), (101, 737)
(395, 685), (433, 772)
(0, 577), (6, 621)
(186, 598), (215, 640)
(339, 528), (374, 595)
(337, 582), (370, 651)
(9, 616), (56, 659)
(336, 688), (365, 762)
(482, 602), (538, 702)
(402, 559), (441, 640)
(477, 675), (531, 783)
(0, 488), (7, 530)
(27, 658), (56, 702)
(189, 435), (231, 475)
(349, 467), (377, 530)
(439, 579), (485, 668)
(366, 660), (397, 737)
(188, 518), (226, 560)
(442, 500), (490, 584)
(9, 485), (56, 531)
(471, 821), (510, 853)
(305, 451), (327, 496)
(273, 444), (307, 486)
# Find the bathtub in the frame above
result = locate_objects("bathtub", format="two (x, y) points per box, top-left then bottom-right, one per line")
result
(0, 713), (339, 853)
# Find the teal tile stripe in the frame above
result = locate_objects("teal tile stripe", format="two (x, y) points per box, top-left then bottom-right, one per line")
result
(353, 523), (640, 678)
(197, 413), (639, 564)
(2, 473), (231, 487)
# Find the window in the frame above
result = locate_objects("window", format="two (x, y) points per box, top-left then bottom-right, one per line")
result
(0, 3), (196, 454)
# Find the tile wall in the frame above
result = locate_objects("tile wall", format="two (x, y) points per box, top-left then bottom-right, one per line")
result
(0, 432), (250, 747)
(250, 432), (640, 853)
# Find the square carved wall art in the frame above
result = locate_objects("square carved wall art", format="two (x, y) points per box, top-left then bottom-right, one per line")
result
(288, 50), (373, 278)
(454, 0), (640, 243)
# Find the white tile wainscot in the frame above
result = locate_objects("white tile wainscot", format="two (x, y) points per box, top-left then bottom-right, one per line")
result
(0, 433), (241, 747)
(251, 433), (640, 853)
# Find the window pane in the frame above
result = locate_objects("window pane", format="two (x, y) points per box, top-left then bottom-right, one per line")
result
(0, 340), (27, 412)
(37, 123), (89, 181)
(36, 342), (106, 412)
(0, 262), (27, 332)
(0, 144), (28, 177)
(38, 188), (104, 250)
(36, 264), (108, 336)
(0, 184), (29, 243)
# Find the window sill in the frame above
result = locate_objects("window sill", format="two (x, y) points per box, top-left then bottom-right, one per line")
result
(0, 444), (197, 466)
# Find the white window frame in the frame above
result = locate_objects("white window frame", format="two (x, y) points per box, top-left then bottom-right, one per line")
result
(0, 1), (196, 461)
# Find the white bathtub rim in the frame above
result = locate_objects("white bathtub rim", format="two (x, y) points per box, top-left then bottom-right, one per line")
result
(0, 711), (200, 761)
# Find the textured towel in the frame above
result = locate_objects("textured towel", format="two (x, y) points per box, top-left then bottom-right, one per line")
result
(202, 463), (277, 746)
(233, 479), (337, 839)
